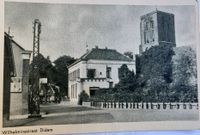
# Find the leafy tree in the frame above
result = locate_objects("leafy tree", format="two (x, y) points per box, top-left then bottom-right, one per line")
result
(29, 53), (55, 83)
(170, 47), (197, 102)
(116, 64), (136, 92)
(136, 45), (174, 102)
(54, 55), (76, 98)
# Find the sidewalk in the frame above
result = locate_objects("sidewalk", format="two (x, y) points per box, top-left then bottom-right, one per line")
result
(4, 103), (198, 127)
(4, 103), (107, 127)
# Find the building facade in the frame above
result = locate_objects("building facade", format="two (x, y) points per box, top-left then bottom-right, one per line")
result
(139, 10), (176, 54)
(68, 47), (135, 104)
(3, 33), (15, 122)
(4, 33), (32, 119)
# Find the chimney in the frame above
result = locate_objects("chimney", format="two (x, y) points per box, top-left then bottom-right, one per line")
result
(86, 43), (89, 52)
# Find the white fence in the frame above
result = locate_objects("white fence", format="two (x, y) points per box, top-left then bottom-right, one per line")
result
(83, 101), (199, 110)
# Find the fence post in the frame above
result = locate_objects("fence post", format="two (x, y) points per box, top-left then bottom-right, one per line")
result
(136, 103), (139, 109)
(146, 103), (148, 109)
(126, 102), (128, 108)
(151, 103), (153, 109)
(183, 103), (186, 109)
(177, 103), (179, 109)
(189, 103), (192, 109)
(158, 103), (160, 109)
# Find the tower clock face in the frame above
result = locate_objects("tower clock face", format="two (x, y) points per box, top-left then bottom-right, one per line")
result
(143, 17), (155, 44)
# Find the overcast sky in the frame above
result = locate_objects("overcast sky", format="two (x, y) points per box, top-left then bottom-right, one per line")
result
(5, 2), (196, 61)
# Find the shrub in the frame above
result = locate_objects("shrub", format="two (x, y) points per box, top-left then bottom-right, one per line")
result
(78, 90), (89, 105)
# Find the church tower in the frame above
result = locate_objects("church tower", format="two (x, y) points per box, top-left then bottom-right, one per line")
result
(139, 10), (176, 54)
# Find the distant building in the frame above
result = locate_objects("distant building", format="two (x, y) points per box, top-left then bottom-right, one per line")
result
(68, 47), (135, 104)
(4, 33), (31, 120)
(139, 10), (176, 54)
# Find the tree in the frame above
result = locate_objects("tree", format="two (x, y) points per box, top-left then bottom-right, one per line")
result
(29, 53), (55, 83)
(115, 64), (142, 102)
(170, 46), (197, 102)
(53, 55), (76, 98)
(116, 64), (136, 92)
(136, 45), (174, 102)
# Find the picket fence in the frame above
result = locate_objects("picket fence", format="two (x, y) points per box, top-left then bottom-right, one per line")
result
(83, 101), (199, 110)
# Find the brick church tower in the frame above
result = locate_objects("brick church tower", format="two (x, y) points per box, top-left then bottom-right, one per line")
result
(139, 10), (176, 54)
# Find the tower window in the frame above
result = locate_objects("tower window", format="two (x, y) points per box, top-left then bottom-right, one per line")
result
(150, 21), (154, 28)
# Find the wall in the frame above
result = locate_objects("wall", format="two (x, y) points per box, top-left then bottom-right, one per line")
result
(9, 41), (30, 117)
(157, 12), (175, 44)
(3, 35), (12, 121)
(85, 60), (135, 84)
(68, 59), (135, 104)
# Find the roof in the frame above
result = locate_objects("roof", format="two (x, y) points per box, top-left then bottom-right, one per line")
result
(4, 32), (16, 77)
(4, 32), (26, 51)
(141, 10), (174, 20)
(68, 47), (133, 68)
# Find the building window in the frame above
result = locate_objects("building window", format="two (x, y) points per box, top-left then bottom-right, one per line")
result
(87, 69), (96, 78)
(71, 83), (78, 98)
(75, 84), (77, 98)
(71, 85), (73, 98)
(106, 67), (111, 78)
(69, 68), (80, 81)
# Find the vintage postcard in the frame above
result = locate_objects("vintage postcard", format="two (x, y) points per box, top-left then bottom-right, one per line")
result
(0, 0), (200, 134)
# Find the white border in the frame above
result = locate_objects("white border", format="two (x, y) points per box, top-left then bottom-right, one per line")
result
(1, 0), (200, 134)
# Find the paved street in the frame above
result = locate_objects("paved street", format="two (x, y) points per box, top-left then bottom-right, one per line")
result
(4, 102), (199, 127)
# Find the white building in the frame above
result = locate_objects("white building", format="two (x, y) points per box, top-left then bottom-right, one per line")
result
(68, 47), (135, 104)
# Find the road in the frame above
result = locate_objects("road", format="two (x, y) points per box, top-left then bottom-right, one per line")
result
(4, 102), (199, 127)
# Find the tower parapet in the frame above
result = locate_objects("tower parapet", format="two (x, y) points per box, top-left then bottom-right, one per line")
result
(139, 10), (176, 54)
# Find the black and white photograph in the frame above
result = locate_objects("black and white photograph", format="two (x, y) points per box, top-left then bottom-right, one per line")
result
(1, 0), (200, 134)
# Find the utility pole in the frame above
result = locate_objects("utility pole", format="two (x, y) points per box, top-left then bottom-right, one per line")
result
(29, 19), (42, 118)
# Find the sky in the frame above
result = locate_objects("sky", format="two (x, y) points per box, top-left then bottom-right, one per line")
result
(5, 2), (197, 61)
